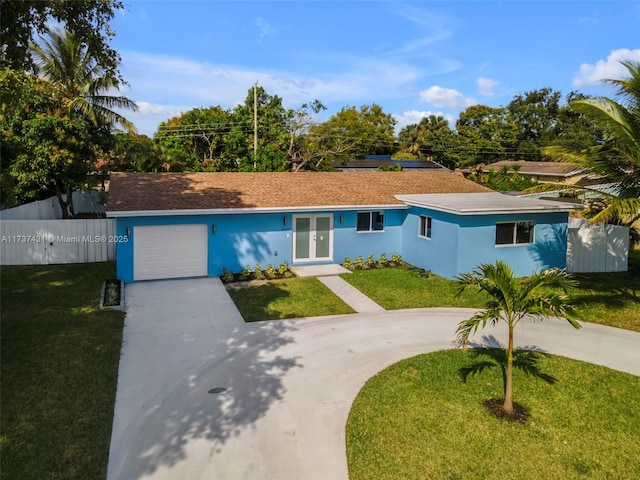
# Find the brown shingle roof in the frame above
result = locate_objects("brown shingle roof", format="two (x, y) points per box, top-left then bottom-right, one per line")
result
(107, 171), (491, 212)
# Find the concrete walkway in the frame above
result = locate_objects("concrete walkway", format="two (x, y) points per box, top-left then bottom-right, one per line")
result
(108, 277), (640, 480)
(318, 275), (384, 313)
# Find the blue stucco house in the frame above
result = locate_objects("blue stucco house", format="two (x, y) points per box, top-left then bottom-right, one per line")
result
(106, 172), (581, 283)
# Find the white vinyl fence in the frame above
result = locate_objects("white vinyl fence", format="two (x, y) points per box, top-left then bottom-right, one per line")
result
(567, 219), (629, 273)
(0, 219), (116, 265)
(0, 191), (106, 220)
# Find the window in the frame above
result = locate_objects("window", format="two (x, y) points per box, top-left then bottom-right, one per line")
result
(496, 221), (534, 245)
(357, 211), (384, 232)
(419, 215), (432, 239)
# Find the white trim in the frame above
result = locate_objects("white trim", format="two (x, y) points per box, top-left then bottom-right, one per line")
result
(356, 211), (385, 233)
(495, 220), (535, 246)
(418, 214), (432, 239)
(107, 204), (406, 218)
(396, 193), (583, 215)
(292, 214), (334, 263)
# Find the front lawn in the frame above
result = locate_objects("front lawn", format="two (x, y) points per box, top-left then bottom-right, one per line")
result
(347, 349), (640, 480)
(226, 277), (355, 322)
(340, 267), (488, 309)
(0, 262), (124, 480)
(341, 252), (640, 332)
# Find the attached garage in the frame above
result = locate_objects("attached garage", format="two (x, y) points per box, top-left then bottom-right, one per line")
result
(133, 224), (208, 281)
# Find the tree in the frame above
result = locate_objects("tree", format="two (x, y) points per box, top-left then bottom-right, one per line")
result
(310, 104), (396, 162)
(456, 105), (519, 166)
(507, 87), (561, 144)
(6, 28), (137, 216)
(30, 27), (137, 133)
(468, 164), (538, 192)
(154, 106), (234, 171)
(285, 100), (327, 171)
(109, 133), (163, 172)
(566, 61), (640, 223)
(1, 0), (124, 79)
(1, 68), (59, 206)
(455, 261), (579, 416)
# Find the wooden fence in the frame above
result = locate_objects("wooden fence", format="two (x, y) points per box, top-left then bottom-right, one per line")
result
(567, 219), (629, 273)
(0, 219), (116, 265)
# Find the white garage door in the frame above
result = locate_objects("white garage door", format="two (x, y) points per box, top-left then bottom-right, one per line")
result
(133, 224), (208, 281)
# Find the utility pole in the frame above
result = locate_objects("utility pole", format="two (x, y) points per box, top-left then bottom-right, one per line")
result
(253, 81), (258, 170)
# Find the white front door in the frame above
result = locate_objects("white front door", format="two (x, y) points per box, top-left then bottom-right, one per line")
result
(293, 214), (333, 262)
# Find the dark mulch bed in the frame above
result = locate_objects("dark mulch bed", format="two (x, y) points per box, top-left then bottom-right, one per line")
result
(482, 398), (530, 424)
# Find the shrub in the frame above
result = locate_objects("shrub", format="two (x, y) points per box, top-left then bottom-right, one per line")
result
(221, 267), (235, 283)
(391, 253), (403, 265)
(354, 256), (366, 270)
(278, 261), (290, 275)
(417, 268), (432, 279)
(378, 253), (388, 267)
(264, 263), (277, 279)
(239, 265), (252, 281)
(342, 257), (354, 271)
(254, 263), (265, 280)
(367, 254), (377, 269)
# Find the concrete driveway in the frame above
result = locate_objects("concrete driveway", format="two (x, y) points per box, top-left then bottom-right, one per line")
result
(107, 277), (640, 480)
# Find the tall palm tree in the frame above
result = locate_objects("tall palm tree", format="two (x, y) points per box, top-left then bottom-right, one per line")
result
(456, 261), (579, 416)
(31, 27), (138, 132)
(544, 61), (640, 224)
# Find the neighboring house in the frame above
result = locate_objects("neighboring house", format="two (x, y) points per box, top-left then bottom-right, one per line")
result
(478, 160), (589, 184)
(334, 156), (449, 172)
(106, 171), (582, 283)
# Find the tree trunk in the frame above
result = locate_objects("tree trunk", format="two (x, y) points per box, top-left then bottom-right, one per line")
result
(503, 325), (514, 414)
(56, 183), (75, 219)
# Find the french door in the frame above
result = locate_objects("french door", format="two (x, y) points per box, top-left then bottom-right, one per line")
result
(293, 214), (333, 262)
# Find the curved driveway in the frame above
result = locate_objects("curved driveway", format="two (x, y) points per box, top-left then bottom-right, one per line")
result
(107, 277), (640, 480)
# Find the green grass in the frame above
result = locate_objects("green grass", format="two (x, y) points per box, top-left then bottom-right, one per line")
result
(340, 267), (488, 309)
(0, 262), (124, 480)
(347, 349), (640, 480)
(226, 277), (355, 322)
(567, 249), (640, 331)
(341, 253), (640, 332)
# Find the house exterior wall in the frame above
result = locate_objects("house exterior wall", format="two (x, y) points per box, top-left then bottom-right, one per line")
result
(115, 207), (570, 283)
(401, 207), (569, 278)
(401, 208), (461, 278)
(115, 208), (405, 283)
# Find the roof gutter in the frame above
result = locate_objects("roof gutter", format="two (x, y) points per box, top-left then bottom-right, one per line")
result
(398, 198), (584, 215)
(106, 203), (408, 218)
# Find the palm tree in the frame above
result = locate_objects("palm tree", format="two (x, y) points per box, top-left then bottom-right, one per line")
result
(29, 27), (137, 216)
(455, 261), (580, 416)
(31, 27), (138, 132)
(544, 61), (640, 225)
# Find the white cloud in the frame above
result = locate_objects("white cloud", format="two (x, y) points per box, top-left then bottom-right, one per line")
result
(477, 77), (500, 96)
(419, 85), (477, 109)
(573, 48), (640, 87)
(117, 50), (431, 135)
(394, 110), (455, 131)
(256, 18), (275, 40)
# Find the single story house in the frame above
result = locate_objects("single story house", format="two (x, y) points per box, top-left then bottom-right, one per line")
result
(106, 171), (582, 283)
(333, 157), (449, 172)
(472, 160), (589, 185)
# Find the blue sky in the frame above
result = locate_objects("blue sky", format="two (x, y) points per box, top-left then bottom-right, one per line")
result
(110, 1), (640, 136)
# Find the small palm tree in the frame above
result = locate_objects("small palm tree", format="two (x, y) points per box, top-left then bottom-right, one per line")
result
(455, 261), (580, 415)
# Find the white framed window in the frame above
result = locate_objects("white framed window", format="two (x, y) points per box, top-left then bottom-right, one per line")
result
(419, 215), (432, 239)
(496, 221), (535, 245)
(357, 211), (384, 232)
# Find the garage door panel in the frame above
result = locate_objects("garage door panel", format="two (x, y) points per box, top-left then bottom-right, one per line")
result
(134, 224), (208, 281)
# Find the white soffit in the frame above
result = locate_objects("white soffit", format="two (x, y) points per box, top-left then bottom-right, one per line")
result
(395, 192), (584, 215)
